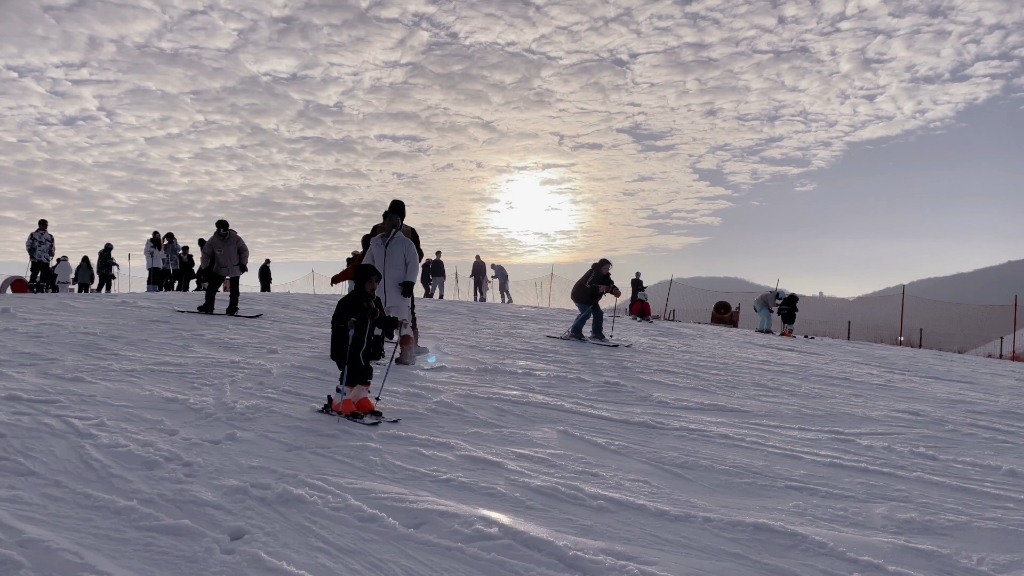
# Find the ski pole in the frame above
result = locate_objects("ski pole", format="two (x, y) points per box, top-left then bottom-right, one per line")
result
(375, 336), (401, 402)
(340, 324), (355, 388)
(610, 297), (618, 338)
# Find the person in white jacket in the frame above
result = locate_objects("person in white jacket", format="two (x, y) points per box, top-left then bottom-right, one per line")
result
(753, 289), (786, 334)
(144, 231), (165, 292)
(53, 256), (74, 293)
(362, 210), (420, 365)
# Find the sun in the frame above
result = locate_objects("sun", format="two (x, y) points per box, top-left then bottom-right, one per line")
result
(486, 172), (581, 248)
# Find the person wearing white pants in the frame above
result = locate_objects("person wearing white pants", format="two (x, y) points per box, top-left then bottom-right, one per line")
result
(53, 256), (74, 293)
(362, 211), (420, 364)
(752, 289), (786, 333)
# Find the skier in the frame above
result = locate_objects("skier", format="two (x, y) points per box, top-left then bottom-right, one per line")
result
(53, 256), (74, 293)
(95, 243), (120, 293)
(161, 232), (181, 292)
(777, 293), (799, 337)
(630, 272), (646, 308)
(345, 250), (360, 292)
(630, 292), (653, 322)
(490, 263), (513, 304)
(193, 238), (208, 291)
(178, 246), (195, 292)
(430, 251), (446, 299)
(144, 231), (165, 292)
(73, 256), (95, 293)
(323, 264), (404, 417)
(362, 210), (419, 364)
(420, 258), (434, 297)
(258, 259), (272, 292)
(752, 289), (786, 334)
(471, 255), (487, 302)
(25, 219), (55, 293)
(566, 259), (621, 341)
(197, 220), (250, 315)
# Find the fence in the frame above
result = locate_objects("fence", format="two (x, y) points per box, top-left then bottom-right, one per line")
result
(2, 268), (1020, 362)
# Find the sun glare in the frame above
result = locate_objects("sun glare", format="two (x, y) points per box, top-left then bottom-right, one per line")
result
(486, 172), (580, 248)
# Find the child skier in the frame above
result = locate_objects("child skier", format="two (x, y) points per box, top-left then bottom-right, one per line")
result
(324, 264), (404, 417)
(777, 293), (799, 337)
(630, 292), (653, 322)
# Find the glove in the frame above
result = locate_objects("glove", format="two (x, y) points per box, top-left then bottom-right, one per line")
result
(611, 287), (622, 298)
(239, 264), (248, 274)
(400, 281), (415, 298)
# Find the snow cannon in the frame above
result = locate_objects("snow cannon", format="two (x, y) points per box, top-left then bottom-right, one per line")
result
(0, 276), (30, 294)
(710, 301), (740, 328)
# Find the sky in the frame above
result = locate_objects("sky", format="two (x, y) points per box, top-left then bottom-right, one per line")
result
(1, 0), (1022, 296)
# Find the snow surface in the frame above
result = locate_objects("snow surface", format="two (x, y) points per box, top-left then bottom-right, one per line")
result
(1, 294), (1023, 576)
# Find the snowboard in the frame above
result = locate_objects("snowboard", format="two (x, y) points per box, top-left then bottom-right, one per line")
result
(176, 309), (263, 318)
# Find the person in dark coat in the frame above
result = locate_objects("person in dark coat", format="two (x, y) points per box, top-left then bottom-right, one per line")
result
(323, 264), (403, 417)
(25, 219), (56, 293)
(471, 255), (487, 302)
(73, 255), (95, 293)
(567, 258), (621, 341)
(258, 259), (272, 292)
(430, 250), (446, 299)
(777, 293), (800, 337)
(193, 238), (208, 291)
(630, 272), (646, 307)
(197, 220), (250, 315)
(95, 243), (119, 293)
(178, 246), (195, 292)
(420, 258), (434, 298)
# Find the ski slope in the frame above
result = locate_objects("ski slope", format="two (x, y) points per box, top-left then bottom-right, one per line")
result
(0, 294), (1022, 576)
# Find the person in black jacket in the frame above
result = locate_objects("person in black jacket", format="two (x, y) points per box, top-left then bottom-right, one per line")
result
(777, 293), (799, 337)
(258, 259), (272, 292)
(193, 238), (208, 291)
(630, 272), (646, 308)
(471, 255), (487, 302)
(420, 258), (434, 297)
(567, 258), (621, 341)
(324, 264), (403, 417)
(178, 246), (195, 292)
(430, 251), (446, 299)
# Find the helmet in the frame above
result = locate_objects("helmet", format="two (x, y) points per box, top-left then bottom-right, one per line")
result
(776, 289), (787, 299)
(638, 292), (648, 302)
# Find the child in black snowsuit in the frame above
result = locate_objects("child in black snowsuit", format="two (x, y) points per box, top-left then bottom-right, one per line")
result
(777, 293), (799, 337)
(325, 264), (402, 417)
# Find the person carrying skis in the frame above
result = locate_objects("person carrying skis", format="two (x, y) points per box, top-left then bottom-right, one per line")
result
(258, 259), (272, 292)
(198, 220), (250, 315)
(53, 256), (74, 293)
(362, 210), (419, 364)
(73, 256), (95, 293)
(777, 293), (799, 337)
(752, 289), (786, 334)
(471, 255), (487, 302)
(95, 243), (120, 293)
(490, 263), (513, 304)
(630, 272), (646, 308)
(567, 258), (621, 341)
(420, 258), (434, 297)
(323, 264), (405, 417)
(430, 251), (446, 299)
(630, 292), (653, 322)
(25, 219), (55, 293)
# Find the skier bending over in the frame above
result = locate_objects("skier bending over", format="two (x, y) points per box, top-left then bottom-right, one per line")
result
(777, 293), (799, 337)
(491, 263), (513, 304)
(566, 258), (621, 342)
(753, 289), (786, 334)
(630, 292), (653, 322)
(324, 264), (404, 417)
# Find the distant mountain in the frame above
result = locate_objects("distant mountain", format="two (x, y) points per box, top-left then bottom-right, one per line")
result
(659, 276), (772, 293)
(862, 259), (1024, 305)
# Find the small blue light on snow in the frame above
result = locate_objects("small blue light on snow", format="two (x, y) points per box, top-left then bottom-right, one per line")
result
(427, 355), (436, 364)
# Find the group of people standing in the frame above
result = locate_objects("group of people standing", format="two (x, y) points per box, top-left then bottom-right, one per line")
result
(24, 219), (121, 294)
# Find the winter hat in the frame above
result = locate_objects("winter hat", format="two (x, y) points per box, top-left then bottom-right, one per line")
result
(264, 258), (271, 264)
(353, 263), (382, 286)
(38, 219), (48, 228)
(385, 199), (406, 221)
(776, 289), (787, 299)
(104, 243), (113, 250)
(215, 219), (230, 231)
(181, 245), (189, 252)
(59, 255), (68, 261)
(490, 263), (495, 269)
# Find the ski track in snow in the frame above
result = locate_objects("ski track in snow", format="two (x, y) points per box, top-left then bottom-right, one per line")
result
(0, 294), (1022, 575)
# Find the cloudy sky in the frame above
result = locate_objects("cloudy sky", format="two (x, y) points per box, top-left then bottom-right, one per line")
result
(1, 0), (1022, 295)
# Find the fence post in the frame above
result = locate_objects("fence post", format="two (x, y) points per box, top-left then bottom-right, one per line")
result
(312, 269), (316, 295)
(898, 284), (906, 346)
(919, 328), (923, 349)
(548, 265), (554, 308)
(1000, 336), (1004, 359)
(454, 267), (460, 300)
(128, 253), (131, 293)
(1013, 295), (1018, 362)
(847, 320), (851, 341)
(662, 275), (674, 319)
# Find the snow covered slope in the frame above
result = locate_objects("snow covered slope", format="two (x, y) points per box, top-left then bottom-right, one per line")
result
(1, 294), (1022, 576)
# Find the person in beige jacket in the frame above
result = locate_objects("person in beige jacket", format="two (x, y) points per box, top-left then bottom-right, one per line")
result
(197, 219), (249, 315)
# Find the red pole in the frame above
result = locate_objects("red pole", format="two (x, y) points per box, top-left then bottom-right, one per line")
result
(1013, 295), (1018, 362)
(663, 275), (674, 319)
(898, 284), (905, 347)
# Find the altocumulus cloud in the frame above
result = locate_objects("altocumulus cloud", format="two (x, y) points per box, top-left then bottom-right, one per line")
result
(0, 0), (1021, 262)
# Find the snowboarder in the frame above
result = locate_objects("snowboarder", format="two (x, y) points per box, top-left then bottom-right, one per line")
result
(490, 263), (513, 304)
(73, 256), (94, 293)
(95, 243), (119, 293)
(471, 255), (487, 302)
(421, 258), (434, 297)
(53, 256), (74, 293)
(753, 289), (786, 334)
(178, 246), (195, 292)
(630, 292), (653, 322)
(567, 259), (621, 341)
(324, 264), (405, 417)
(630, 272), (646, 308)
(144, 231), (165, 292)
(25, 219), (55, 293)
(430, 251), (446, 299)
(777, 293), (799, 337)
(362, 210), (419, 364)
(197, 220), (250, 315)
(161, 232), (181, 292)
(258, 259), (272, 292)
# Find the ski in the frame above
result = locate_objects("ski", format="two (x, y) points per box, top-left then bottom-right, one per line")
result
(176, 309), (263, 318)
(545, 335), (630, 348)
(316, 407), (401, 425)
